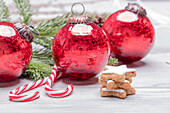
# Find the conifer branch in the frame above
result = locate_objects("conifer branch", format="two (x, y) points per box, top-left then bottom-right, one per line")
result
(21, 60), (53, 80)
(13, 0), (32, 25)
(0, 0), (10, 22)
(108, 57), (118, 66)
(33, 13), (72, 49)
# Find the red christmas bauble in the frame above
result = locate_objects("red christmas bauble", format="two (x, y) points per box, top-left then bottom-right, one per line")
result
(52, 15), (110, 80)
(102, 3), (155, 63)
(0, 22), (32, 81)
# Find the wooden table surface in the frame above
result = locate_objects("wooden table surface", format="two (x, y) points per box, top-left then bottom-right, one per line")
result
(0, 27), (170, 113)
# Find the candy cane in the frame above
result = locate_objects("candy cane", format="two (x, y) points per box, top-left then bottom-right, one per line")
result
(45, 65), (74, 97)
(9, 77), (48, 102)
(9, 65), (74, 102)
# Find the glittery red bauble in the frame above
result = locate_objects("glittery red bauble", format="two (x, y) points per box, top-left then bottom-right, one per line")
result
(102, 10), (155, 63)
(0, 22), (32, 81)
(52, 18), (110, 80)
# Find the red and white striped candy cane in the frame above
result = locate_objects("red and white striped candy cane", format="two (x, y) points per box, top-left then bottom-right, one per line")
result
(9, 77), (48, 102)
(45, 65), (74, 97)
(9, 65), (74, 102)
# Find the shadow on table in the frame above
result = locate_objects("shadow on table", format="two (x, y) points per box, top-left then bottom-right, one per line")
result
(62, 76), (98, 86)
(59, 61), (147, 85)
(119, 61), (147, 68)
(0, 79), (20, 87)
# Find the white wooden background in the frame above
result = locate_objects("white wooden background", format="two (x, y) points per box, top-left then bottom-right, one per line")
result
(0, 0), (170, 113)
(4, 0), (170, 25)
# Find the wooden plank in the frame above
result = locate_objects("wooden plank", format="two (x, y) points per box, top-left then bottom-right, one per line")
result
(0, 87), (170, 113)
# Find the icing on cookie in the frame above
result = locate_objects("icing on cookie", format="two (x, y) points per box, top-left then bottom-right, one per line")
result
(124, 80), (129, 83)
(102, 88), (124, 93)
(102, 65), (136, 75)
(106, 79), (129, 83)
(107, 80), (113, 84)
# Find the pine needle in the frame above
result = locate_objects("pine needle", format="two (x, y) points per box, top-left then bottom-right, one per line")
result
(21, 60), (53, 80)
(33, 13), (72, 49)
(0, 0), (10, 22)
(32, 42), (54, 65)
(13, 0), (32, 25)
(108, 57), (118, 66)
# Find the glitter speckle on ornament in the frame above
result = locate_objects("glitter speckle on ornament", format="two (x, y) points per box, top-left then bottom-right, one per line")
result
(102, 3), (155, 63)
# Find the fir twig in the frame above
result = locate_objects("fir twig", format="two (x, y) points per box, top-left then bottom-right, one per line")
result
(14, 0), (32, 25)
(21, 60), (53, 80)
(34, 13), (72, 49)
(108, 58), (118, 66)
(32, 14), (71, 64)
(32, 42), (53, 65)
(0, 0), (10, 22)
